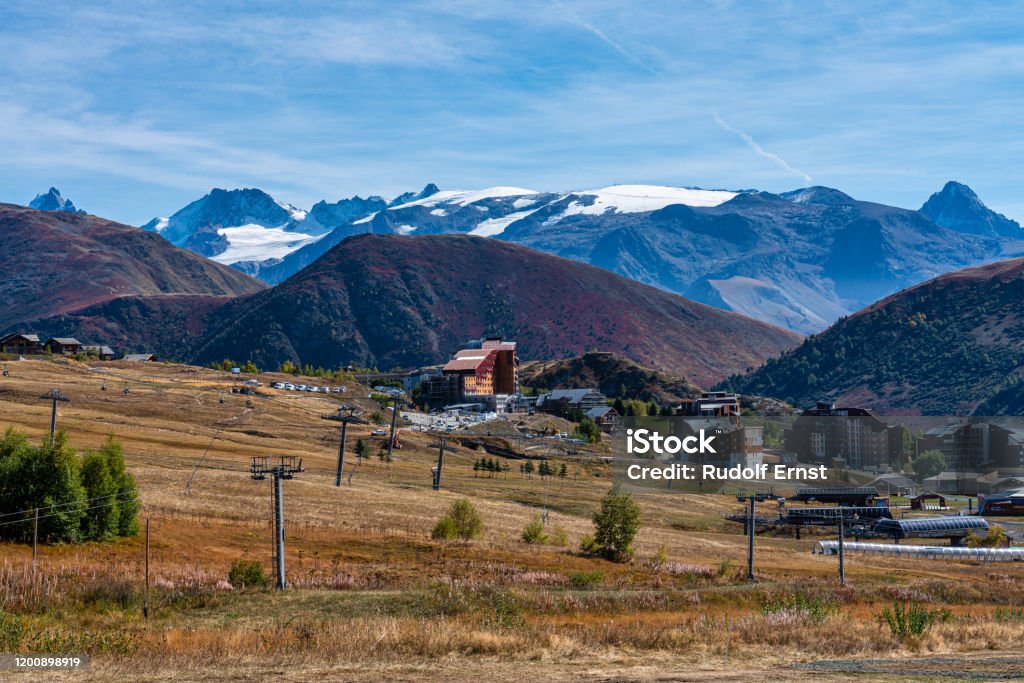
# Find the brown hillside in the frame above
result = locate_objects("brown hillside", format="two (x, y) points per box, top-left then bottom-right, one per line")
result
(195, 234), (800, 386)
(0, 204), (265, 330)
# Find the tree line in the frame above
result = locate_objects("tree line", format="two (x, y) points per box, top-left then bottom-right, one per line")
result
(0, 429), (140, 544)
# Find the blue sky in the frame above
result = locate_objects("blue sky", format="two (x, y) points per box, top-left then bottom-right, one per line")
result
(0, 0), (1022, 225)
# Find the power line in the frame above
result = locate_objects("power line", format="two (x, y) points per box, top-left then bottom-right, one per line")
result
(0, 496), (141, 528)
(0, 490), (137, 520)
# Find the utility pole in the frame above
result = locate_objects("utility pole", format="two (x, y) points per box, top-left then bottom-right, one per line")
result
(838, 510), (845, 586)
(387, 396), (402, 460)
(144, 517), (150, 620)
(250, 456), (304, 589)
(428, 436), (458, 490)
(322, 406), (367, 487)
(32, 507), (38, 577)
(737, 491), (769, 582)
(40, 389), (70, 439)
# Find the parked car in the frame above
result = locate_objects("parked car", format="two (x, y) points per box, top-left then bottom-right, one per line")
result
(283, 383), (295, 390)
(371, 429), (386, 436)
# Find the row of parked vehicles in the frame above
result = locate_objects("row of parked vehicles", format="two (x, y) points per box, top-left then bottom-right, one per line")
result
(271, 381), (347, 394)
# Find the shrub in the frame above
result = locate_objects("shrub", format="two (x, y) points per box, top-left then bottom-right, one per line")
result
(228, 559), (269, 589)
(0, 611), (24, 651)
(761, 593), (835, 624)
(878, 601), (948, 639)
(521, 515), (548, 544)
(431, 516), (457, 541)
(587, 488), (641, 562)
(966, 524), (1009, 548)
(446, 499), (483, 540)
(569, 570), (604, 588)
(551, 525), (569, 547)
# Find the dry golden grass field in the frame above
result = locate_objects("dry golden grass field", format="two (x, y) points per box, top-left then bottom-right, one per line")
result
(2, 357), (1024, 682)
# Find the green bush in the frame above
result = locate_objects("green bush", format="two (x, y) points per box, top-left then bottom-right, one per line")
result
(0, 611), (24, 652)
(431, 516), (457, 540)
(569, 570), (604, 588)
(551, 526), (569, 547)
(228, 559), (269, 589)
(521, 515), (548, 544)
(878, 601), (949, 639)
(448, 499), (483, 540)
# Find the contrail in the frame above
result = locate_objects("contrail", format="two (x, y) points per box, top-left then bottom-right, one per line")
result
(714, 112), (813, 184)
(554, 1), (657, 75)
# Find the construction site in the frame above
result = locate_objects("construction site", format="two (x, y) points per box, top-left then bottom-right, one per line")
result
(3, 357), (1024, 682)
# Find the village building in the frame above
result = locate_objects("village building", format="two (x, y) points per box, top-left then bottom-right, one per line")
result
(917, 421), (1024, 470)
(0, 333), (41, 355)
(585, 405), (619, 432)
(784, 401), (905, 470)
(870, 473), (921, 497)
(82, 345), (116, 360)
(45, 337), (82, 354)
(676, 391), (741, 418)
(537, 388), (608, 416)
(422, 337), (518, 410)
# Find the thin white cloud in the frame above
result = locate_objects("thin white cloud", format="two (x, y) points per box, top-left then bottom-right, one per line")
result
(714, 113), (812, 184)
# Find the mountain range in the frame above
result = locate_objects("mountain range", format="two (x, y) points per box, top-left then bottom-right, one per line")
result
(2, 204), (798, 386)
(130, 180), (1024, 335)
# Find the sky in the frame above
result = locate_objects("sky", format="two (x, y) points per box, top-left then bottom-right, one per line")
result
(0, 0), (1022, 226)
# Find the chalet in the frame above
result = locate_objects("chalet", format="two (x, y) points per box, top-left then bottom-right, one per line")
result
(0, 333), (41, 355)
(585, 405), (619, 432)
(922, 470), (980, 496)
(123, 353), (157, 363)
(82, 345), (116, 361)
(45, 337), (82, 354)
(976, 471), (1024, 494)
(676, 391), (741, 418)
(538, 388), (608, 416)
(871, 474), (920, 497)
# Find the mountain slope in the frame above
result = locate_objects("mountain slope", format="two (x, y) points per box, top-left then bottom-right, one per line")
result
(919, 181), (1022, 238)
(193, 234), (801, 386)
(520, 352), (699, 404)
(0, 204), (266, 331)
(721, 258), (1024, 415)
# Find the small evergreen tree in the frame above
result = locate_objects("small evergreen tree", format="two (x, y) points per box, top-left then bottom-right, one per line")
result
(80, 452), (120, 541)
(588, 488), (641, 562)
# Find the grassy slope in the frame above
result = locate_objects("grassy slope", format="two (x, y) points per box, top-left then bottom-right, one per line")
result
(2, 359), (1024, 681)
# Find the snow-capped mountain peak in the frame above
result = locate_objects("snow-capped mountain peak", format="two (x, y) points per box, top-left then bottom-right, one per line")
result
(29, 187), (84, 213)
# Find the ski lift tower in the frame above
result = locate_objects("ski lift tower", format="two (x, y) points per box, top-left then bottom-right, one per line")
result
(250, 456), (304, 589)
(321, 405), (368, 487)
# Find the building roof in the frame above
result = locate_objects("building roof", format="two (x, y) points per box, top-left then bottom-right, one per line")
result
(548, 388), (603, 403)
(586, 405), (614, 419)
(0, 333), (40, 343)
(443, 354), (489, 372)
(871, 474), (918, 488)
(47, 337), (81, 345)
(123, 353), (155, 362)
(924, 471), (980, 481)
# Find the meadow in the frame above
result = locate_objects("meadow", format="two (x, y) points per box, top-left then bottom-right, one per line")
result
(1, 358), (1024, 681)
